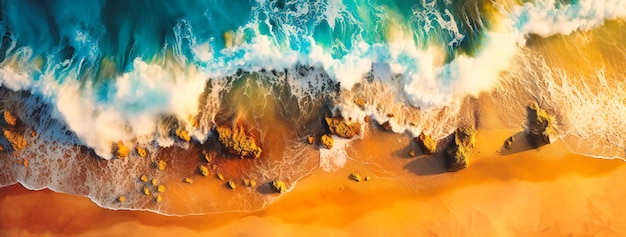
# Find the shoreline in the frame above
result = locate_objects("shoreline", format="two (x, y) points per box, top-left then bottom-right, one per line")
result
(2, 125), (625, 236)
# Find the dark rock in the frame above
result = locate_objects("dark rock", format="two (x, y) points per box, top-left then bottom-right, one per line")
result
(445, 127), (476, 172)
(525, 102), (556, 148)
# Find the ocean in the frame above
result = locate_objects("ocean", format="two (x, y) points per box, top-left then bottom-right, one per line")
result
(0, 0), (625, 216)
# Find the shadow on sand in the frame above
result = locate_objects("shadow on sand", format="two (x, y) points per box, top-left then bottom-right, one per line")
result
(499, 131), (537, 156)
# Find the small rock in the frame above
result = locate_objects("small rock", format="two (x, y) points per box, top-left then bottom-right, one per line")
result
(272, 180), (286, 193)
(113, 142), (129, 159)
(227, 180), (237, 189)
(504, 136), (514, 150)
(243, 179), (250, 186)
(118, 196), (126, 203)
(157, 185), (166, 193)
(143, 187), (150, 196)
(175, 127), (191, 142)
(380, 121), (393, 132)
(408, 150), (416, 157)
(204, 152), (214, 163)
(22, 159), (29, 167)
(217, 173), (224, 181)
(351, 173), (362, 182)
(306, 135), (315, 145)
(156, 160), (166, 171)
(140, 175), (148, 183)
(136, 147), (147, 157)
(364, 116), (371, 123)
(30, 130), (36, 138)
(183, 178), (193, 184)
(249, 180), (257, 187)
(320, 134), (334, 149)
(151, 178), (157, 186)
(198, 165), (209, 177)
(415, 132), (437, 154)
(3, 111), (16, 126)
(0, 145), (3, 151)
(387, 113), (395, 118)
(364, 176), (371, 181)
(155, 195), (162, 203)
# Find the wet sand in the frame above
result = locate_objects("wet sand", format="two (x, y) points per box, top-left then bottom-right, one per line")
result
(2, 123), (626, 236)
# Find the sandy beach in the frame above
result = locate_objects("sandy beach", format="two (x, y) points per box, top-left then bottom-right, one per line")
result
(2, 120), (625, 236)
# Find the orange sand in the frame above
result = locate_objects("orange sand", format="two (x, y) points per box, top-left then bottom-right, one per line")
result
(2, 125), (626, 236)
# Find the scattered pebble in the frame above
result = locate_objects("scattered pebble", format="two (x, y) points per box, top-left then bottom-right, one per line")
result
(143, 187), (150, 196)
(183, 178), (193, 184)
(157, 185), (166, 193)
(227, 180), (237, 189)
(364, 176), (371, 181)
(351, 173), (362, 182)
(155, 195), (162, 203)
(118, 196), (126, 203)
(140, 175), (148, 183)
(136, 147), (147, 157)
(409, 150), (416, 157)
(156, 160), (166, 171)
(151, 178), (157, 186)
(22, 159), (29, 167)
(198, 165), (209, 177)
(306, 135), (315, 145)
(217, 173), (224, 181)
(249, 180), (257, 188)
(272, 180), (286, 194)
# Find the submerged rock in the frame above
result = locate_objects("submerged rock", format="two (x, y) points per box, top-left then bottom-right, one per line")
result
(3, 111), (16, 126)
(157, 185), (166, 193)
(445, 127), (477, 172)
(272, 180), (286, 194)
(415, 132), (437, 154)
(525, 102), (556, 148)
(113, 142), (129, 159)
(320, 134), (334, 149)
(408, 150), (416, 157)
(325, 117), (361, 139)
(216, 125), (262, 159)
(140, 175), (148, 183)
(3, 129), (27, 151)
(306, 135), (315, 145)
(354, 98), (366, 109)
(118, 196), (126, 203)
(504, 136), (514, 150)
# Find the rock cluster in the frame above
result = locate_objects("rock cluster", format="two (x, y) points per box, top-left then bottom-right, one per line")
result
(525, 102), (556, 148)
(325, 117), (361, 139)
(216, 125), (262, 159)
(445, 127), (477, 172)
(3, 111), (16, 126)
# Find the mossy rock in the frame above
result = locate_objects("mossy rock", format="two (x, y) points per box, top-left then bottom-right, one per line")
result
(415, 132), (437, 154)
(525, 102), (556, 148)
(445, 127), (476, 172)
(325, 117), (361, 139)
(216, 125), (262, 159)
